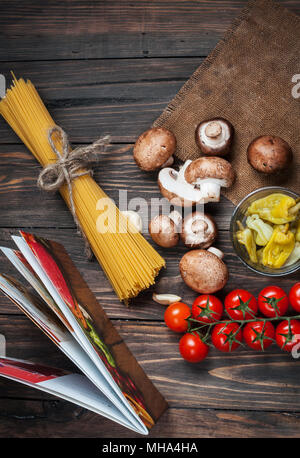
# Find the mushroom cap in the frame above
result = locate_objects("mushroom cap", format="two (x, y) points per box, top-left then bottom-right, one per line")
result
(180, 212), (217, 249)
(179, 249), (228, 294)
(158, 161), (203, 207)
(247, 135), (293, 174)
(184, 156), (235, 187)
(133, 127), (176, 171)
(195, 118), (234, 156)
(149, 215), (179, 248)
(168, 210), (183, 228)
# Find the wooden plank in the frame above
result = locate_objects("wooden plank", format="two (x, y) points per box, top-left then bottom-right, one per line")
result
(0, 58), (202, 143)
(0, 226), (297, 319)
(1, 401), (300, 438)
(1, 316), (300, 417)
(0, 144), (234, 228)
(1, 1), (299, 61)
(0, 58), (201, 88)
(0, 1), (260, 61)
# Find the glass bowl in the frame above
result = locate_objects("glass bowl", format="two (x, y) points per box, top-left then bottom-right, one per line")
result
(230, 186), (300, 277)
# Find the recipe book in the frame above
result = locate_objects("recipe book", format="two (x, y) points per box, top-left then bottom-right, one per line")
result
(0, 231), (168, 435)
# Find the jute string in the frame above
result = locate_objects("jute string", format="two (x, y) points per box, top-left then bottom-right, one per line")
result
(37, 125), (110, 260)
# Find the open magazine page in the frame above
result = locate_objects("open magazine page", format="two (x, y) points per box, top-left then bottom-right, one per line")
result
(10, 237), (146, 433)
(0, 251), (141, 421)
(0, 274), (144, 433)
(0, 356), (144, 432)
(11, 233), (167, 431)
(0, 247), (72, 332)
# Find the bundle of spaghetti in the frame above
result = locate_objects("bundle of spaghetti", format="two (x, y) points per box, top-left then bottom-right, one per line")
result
(0, 76), (165, 303)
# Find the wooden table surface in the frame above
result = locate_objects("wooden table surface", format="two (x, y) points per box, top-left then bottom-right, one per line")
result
(0, 0), (300, 439)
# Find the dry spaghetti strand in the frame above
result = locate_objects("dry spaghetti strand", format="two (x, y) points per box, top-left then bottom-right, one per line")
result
(0, 76), (165, 302)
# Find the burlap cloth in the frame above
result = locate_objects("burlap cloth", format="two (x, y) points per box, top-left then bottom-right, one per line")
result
(153, 0), (300, 205)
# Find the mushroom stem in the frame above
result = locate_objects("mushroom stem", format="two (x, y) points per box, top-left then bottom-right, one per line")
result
(205, 122), (222, 139)
(158, 160), (204, 207)
(178, 160), (192, 179)
(197, 179), (222, 202)
(161, 156), (174, 168)
(208, 247), (224, 259)
(184, 157), (235, 203)
(195, 118), (234, 156)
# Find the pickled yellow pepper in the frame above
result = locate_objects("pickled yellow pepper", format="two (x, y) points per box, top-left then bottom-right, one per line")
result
(237, 222), (258, 263)
(262, 224), (295, 268)
(247, 193), (297, 224)
(296, 220), (300, 242)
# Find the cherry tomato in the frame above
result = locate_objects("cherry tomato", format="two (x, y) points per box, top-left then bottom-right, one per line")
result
(179, 333), (209, 363)
(243, 321), (275, 351)
(211, 322), (243, 352)
(275, 319), (300, 352)
(289, 283), (300, 313)
(258, 286), (288, 318)
(191, 294), (223, 324)
(164, 302), (191, 333)
(225, 289), (258, 320)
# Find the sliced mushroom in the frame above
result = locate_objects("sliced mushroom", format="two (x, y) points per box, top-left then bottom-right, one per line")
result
(133, 127), (176, 171)
(247, 135), (293, 174)
(158, 160), (203, 207)
(184, 156), (235, 202)
(181, 212), (217, 249)
(195, 118), (234, 156)
(179, 248), (228, 294)
(149, 214), (179, 248)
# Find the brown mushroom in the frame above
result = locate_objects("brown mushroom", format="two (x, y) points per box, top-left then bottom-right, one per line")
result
(149, 214), (179, 248)
(180, 212), (217, 249)
(168, 210), (183, 228)
(179, 248), (228, 294)
(195, 118), (234, 156)
(158, 160), (203, 207)
(184, 156), (235, 202)
(133, 127), (176, 171)
(247, 135), (293, 174)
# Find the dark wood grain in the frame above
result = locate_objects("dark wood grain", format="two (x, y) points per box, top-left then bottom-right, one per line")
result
(1, 1), (300, 61)
(2, 315), (300, 416)
(1, 401), (300, 438)
(0, 144), (234, 228)
(0, 58), (202, 143)
(0, 1), (265, 61)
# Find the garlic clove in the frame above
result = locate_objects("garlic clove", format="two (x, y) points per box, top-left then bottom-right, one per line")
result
(121, 210), (143, 232)
(152, 293), (182, 305)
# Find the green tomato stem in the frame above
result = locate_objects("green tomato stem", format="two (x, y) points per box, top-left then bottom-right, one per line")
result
(188, 314), (300, 333)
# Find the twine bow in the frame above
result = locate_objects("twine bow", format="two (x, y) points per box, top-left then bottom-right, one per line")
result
(37, 125), (110, 260)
